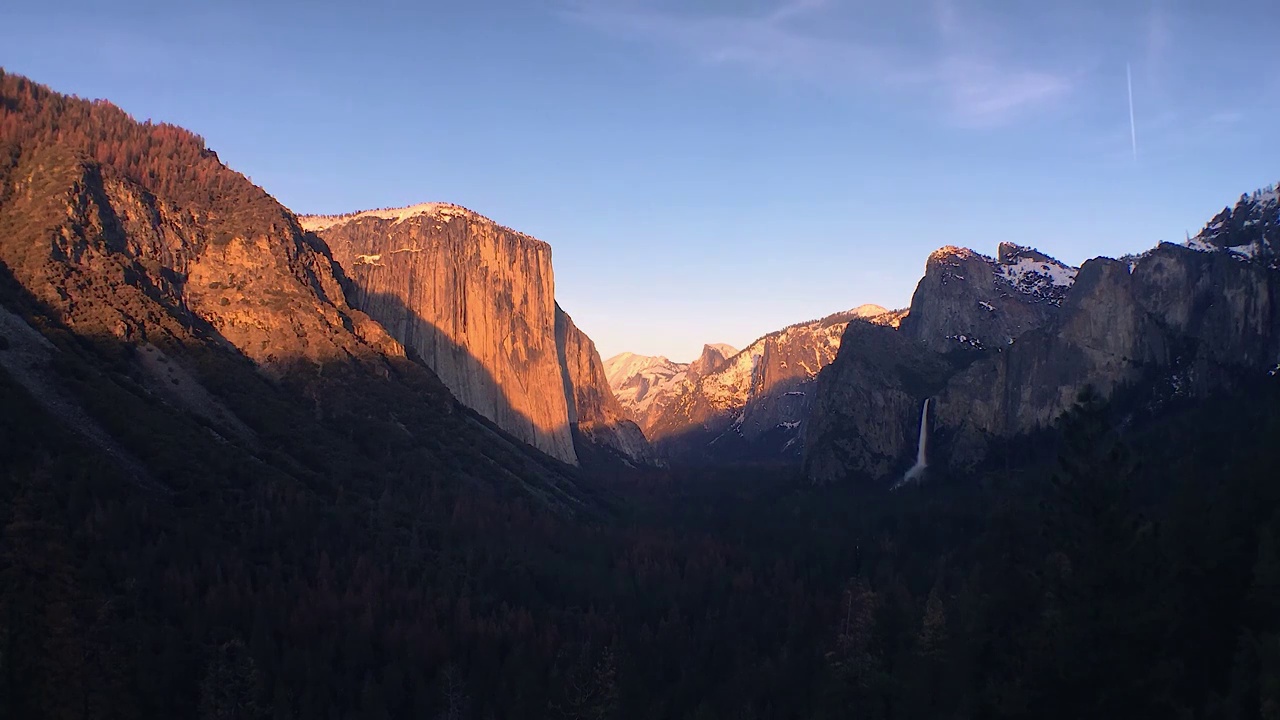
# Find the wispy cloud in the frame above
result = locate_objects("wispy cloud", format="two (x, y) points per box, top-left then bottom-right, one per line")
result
(1208, 110), (1244, 125)
(939, 59), (1071, 125)
(563, 0), (906, 85)
(767, 0), (832, 24)
(559, 0), (1074, 127)
(1143, 0), (1172, 79)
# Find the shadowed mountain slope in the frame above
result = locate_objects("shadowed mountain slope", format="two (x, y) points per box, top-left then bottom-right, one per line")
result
(0, 68), (592, 508)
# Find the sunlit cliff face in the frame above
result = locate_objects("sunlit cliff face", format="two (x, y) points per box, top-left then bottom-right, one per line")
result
(303, 204), (579, 463)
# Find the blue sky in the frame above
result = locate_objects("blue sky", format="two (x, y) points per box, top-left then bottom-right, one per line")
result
(3, 0), (1276, 360)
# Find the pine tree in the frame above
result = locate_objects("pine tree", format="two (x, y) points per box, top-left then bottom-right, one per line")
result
(825, 577), (885, 719)
(199, 639), (267, 720)
(1223, 633), (1262, 720)
(553, 644), (619, 720)
(437, 664), (469, 720)
(917, 584), (948, 660)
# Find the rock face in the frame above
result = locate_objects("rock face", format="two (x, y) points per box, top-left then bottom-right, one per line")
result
(900, 243), (1076, 353)
(302, 205), (577, 463)
(618, 304), (897, 462)
(804, 321), (956, 484)
(0, 139), (401, 379)
(0, 71), (587, 506)
(805, 185), (1280, 484)
(1190, 185), (1279, 268)
(688, 343), (736, 378)
(555, 305), (655, 467)
(303, 204), (654, 467)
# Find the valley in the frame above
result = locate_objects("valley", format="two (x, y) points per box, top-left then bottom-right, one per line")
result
(2, 66), (1279, 719)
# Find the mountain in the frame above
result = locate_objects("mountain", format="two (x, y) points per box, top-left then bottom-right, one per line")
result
(9, 70), (1280, 720)
(299, 204), (575, 462)
(612, 304), (896, 462)
(805, 185), (1280, 484)
(899, 243), (1076, 353)
(690, 343), (739, 375)
(1185, 184), (1279, 267)
(301, 205), (653, 467)
(603, 351), (684, 405)
(0, 69), (590, 506)
(555, 303), (656, 467)
(603, 343), (738, 432)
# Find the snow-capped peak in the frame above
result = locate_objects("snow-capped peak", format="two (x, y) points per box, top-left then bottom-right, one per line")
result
(1180, 182), (1279, 267)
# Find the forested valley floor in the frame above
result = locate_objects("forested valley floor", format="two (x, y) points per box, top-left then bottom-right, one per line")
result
(5, 361), (1280, 719)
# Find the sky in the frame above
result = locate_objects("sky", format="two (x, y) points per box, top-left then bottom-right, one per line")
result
(2, 0), (1277, 361)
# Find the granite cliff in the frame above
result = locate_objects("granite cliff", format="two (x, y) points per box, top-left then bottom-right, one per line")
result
(555, 304), (655, 467)
(899, 243), (1075, 353)
(805, 185), (1280, 484)
(302, 205), (653, 466)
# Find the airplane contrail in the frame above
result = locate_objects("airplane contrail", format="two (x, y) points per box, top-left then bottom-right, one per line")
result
(1127, 62), (1138, 161)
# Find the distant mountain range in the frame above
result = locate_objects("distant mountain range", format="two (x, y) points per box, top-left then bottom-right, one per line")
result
(603, 343), (739, 432)
(605, 305), (900, 462)
(2, 67), (1276, 490)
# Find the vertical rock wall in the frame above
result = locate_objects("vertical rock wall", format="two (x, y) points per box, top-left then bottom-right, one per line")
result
(307, 205), (578, 464)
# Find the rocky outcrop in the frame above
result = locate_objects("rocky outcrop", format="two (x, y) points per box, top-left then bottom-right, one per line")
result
(805, 187), (1280, 484)
(555, 305), (655, 467)
(1190, 185), (1279, 268)
(900, 243), (1075, 353)
(688, 343), (735, 378)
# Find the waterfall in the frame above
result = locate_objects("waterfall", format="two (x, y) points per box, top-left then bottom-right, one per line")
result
(895, 398), (931, 488)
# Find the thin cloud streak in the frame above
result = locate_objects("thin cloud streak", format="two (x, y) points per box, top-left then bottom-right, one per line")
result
(939, 58), (1071, 126)
(564, 0), (911, 86)
(1144, 0), (1171, 86)
(561, 0), (1073, 127)
(1128, 61), (1138, 160)
(768, 0), (832, 23)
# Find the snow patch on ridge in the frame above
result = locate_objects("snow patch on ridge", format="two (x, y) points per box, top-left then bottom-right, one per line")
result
(299, 203), (478, 232)
(1178, 183), (1279, 267)
(700, 349), (764, 411)
(604, 353), (687, 415)
(996, 257), (1078, 290)
(991, 244), (1078, 304)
